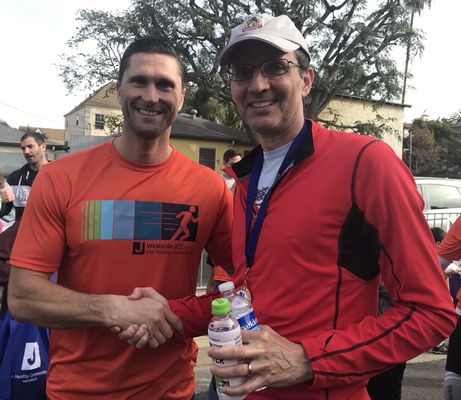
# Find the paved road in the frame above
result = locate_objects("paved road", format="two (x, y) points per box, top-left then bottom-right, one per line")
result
(402, 352), (446, 399)
(193, 336), (447, 400)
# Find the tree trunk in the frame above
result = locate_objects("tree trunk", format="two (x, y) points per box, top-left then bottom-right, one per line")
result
(402, 10), (415, 104)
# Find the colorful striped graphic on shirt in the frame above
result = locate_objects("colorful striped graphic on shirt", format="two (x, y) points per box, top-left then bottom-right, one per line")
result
(81, 200), (198, 241)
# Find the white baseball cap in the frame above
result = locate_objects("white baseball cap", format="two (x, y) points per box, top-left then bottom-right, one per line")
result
(217, 14), (310, 66)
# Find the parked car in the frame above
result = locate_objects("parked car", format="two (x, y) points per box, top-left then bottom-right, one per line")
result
(415, 176), (461, 231)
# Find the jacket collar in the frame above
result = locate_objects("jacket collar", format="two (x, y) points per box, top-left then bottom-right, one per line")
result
(228, 119), (315, 180)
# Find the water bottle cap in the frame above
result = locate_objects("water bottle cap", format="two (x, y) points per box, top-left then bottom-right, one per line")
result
(218, 281), (235, 293)
(211, 298), (231, 315)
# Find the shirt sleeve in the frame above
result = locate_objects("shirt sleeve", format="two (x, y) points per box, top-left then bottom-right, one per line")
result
(204, 178), (234, 275)
(169, 291), (218, 338)
(301, 140), (457, 389)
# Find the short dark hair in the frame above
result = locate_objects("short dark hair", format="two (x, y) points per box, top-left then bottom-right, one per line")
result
(20, 131), (46, 145)
(118, 37), (184, 85)
(223, 149), (242, 163)
(431, 227), (446, 243)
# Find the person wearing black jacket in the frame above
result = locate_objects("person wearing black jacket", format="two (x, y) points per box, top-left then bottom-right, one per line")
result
(0, 131), (48, 309)
(0, 131), (48, 220)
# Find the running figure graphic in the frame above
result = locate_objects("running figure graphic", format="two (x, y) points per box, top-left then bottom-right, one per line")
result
(171, 206), (198, 241)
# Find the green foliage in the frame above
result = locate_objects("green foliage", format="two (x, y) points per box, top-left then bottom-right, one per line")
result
(105, 114), (124, 136)
(319, 111), (398, 139)
(58, 0), (427, 135)
(448, 109), (461, 123)
(58, 9), (131, 93)
(404, 118), (461, 178)
(403, 124), (440, 175)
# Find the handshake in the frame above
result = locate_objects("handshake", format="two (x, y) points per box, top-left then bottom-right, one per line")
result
(110, 287), (183, 349)
(108, 286), (314, 395)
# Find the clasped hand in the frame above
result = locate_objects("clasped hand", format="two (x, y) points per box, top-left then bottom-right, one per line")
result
(111, 287), (183, 349)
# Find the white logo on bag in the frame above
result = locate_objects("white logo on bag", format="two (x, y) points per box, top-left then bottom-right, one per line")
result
(21, 342), (41, 370)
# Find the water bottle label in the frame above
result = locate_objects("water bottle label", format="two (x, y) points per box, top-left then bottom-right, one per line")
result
(208, 332), (242, 348)
(208, 326), (242, 345)
(237, 310), (260, 331)
(208, 326), (244, 396)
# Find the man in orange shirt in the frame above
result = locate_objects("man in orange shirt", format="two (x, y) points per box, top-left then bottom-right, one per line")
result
(7, 37), (233, 400)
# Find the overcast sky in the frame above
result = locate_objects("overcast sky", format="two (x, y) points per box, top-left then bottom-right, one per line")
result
(0, 1), (459, 130)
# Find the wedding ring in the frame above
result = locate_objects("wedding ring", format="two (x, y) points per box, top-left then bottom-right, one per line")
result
(247, 362), (252, 376)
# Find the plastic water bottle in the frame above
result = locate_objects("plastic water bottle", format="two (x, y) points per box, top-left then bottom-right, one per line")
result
(208, 298), (246, 400)
(218, 282), (260, 331)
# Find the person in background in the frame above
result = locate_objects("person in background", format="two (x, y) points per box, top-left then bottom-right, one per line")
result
(429, 227), (452, 355)
(118, 14), (457, 400)
(432, 226), (460, 296)
(0, 132), (48, 220)
(0, 134), (49, 398)
(206, 149), (243, 293)
(0, 133), (48, 309)
(433, 226), (461, 305)
(221, 149), (242, 191)
(436, 217), (461, 400)
(432, 227), (446, 245)
(7, 37), (233, 400)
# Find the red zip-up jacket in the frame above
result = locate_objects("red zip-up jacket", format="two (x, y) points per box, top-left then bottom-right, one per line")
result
(171, 120), (456, 399)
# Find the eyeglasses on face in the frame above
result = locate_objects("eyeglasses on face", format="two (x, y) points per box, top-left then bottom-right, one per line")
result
(225, 58), (302, 82)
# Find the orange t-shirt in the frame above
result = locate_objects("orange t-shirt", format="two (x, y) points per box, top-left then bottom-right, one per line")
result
(213, 265), (232, 282)
(438, 216), (461, 305)
(11, 142), (233, 399)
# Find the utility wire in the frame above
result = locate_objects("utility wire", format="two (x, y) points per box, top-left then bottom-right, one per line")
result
(0, 99), (63, 125)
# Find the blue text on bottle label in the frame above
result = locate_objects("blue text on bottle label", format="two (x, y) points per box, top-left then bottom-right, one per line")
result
(237, 310), (260, 331)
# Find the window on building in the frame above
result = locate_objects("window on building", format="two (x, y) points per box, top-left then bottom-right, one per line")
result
(76, 115), (79, 126)
(95, 114), (105, 130)
(199, 148), (216, 170)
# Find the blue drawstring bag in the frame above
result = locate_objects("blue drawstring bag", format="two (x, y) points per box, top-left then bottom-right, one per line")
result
(0, 309), (49, 400)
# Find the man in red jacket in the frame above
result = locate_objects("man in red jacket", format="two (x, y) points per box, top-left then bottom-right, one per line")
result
(118, 14), (457, 400)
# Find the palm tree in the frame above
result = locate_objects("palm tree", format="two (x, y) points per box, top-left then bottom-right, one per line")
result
(402, 0), (432, 104)
(403, 0), (432, 173)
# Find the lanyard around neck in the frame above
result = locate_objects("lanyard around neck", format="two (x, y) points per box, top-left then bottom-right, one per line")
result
(244, 122), (308, 268)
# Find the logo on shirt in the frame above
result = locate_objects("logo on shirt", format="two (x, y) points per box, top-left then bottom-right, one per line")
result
(132, 241), (145, 255)
(81, 200), (198, 242)
(255, 187), (270, 208)
(21, 342), (41, 371)
(11, 185), (31, 208)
